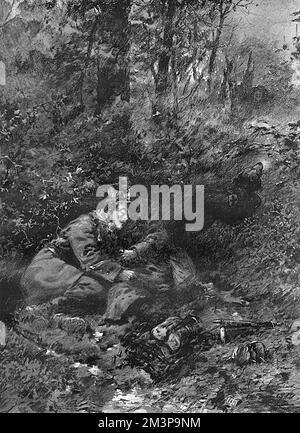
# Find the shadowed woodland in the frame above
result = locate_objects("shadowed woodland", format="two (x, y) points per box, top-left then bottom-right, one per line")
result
(1, 0), (300, 413)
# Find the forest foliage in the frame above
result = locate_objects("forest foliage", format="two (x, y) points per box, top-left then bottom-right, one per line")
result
(0, 0), (297, 258)
(2, 1), (300, 415)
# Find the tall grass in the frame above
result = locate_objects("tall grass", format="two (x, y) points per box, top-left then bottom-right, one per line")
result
(0, 261), (25, 324)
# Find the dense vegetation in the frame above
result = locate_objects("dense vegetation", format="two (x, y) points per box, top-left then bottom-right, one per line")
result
(1, 0), (300, 414)
(0, 0), (293, 257)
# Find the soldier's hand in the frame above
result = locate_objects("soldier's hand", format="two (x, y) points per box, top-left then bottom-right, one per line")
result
(119, 270), (137, 281)
(121, 249), (137, 263)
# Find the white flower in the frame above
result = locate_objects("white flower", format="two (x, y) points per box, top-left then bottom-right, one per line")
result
(88, 366), (102, 376)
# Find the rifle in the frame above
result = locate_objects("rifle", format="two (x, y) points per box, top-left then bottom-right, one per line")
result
(214, 319), (277, 329)
(213, 319), (278, 343)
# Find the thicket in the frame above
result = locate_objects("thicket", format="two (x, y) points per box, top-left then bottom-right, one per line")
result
(0, 0), (296, 259)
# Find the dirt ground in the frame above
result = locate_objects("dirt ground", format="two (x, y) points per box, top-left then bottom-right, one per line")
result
(1, 120), (300, 413)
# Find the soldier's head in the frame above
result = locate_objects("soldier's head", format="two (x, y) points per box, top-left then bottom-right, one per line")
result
(95, 204), (127, 233)
(95, 183), (129, 232)
(110, 207), (127, 231)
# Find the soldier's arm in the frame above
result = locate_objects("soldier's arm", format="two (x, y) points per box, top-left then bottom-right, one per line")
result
(126, 229), (170, 262)
(66, 215), (122, 282)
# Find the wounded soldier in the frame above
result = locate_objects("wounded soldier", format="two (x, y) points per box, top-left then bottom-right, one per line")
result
(21, 207), (185, 320)
(21, 163), (264, 321)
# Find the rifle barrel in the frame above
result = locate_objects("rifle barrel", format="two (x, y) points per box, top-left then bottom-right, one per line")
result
(213, 320), (276, 328)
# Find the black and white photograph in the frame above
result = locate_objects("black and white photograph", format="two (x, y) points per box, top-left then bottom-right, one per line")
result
(1, 0), (300, 417)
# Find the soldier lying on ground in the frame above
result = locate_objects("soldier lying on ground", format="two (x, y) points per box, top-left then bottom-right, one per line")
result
(21, 162), (264, 321)
(21, 207), (177, 320)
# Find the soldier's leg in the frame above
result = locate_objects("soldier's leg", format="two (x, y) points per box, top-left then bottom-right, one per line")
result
(105, 282), (150, 322)
(22, 248), (83, 305)
(62, 275), (108, 315)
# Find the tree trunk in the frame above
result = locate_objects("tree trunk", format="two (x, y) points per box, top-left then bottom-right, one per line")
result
(95, 0), (131, 116)
(207, 1), (228, 92)
(207, 24), (223, 91)
(154, 0), (177, 115)
(239, 51), (254, 100)
(219, 57), (238, 113)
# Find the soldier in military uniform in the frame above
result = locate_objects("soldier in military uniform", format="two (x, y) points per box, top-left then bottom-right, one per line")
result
(22, 162), (264, 319)
(21, 208), (174, 319)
